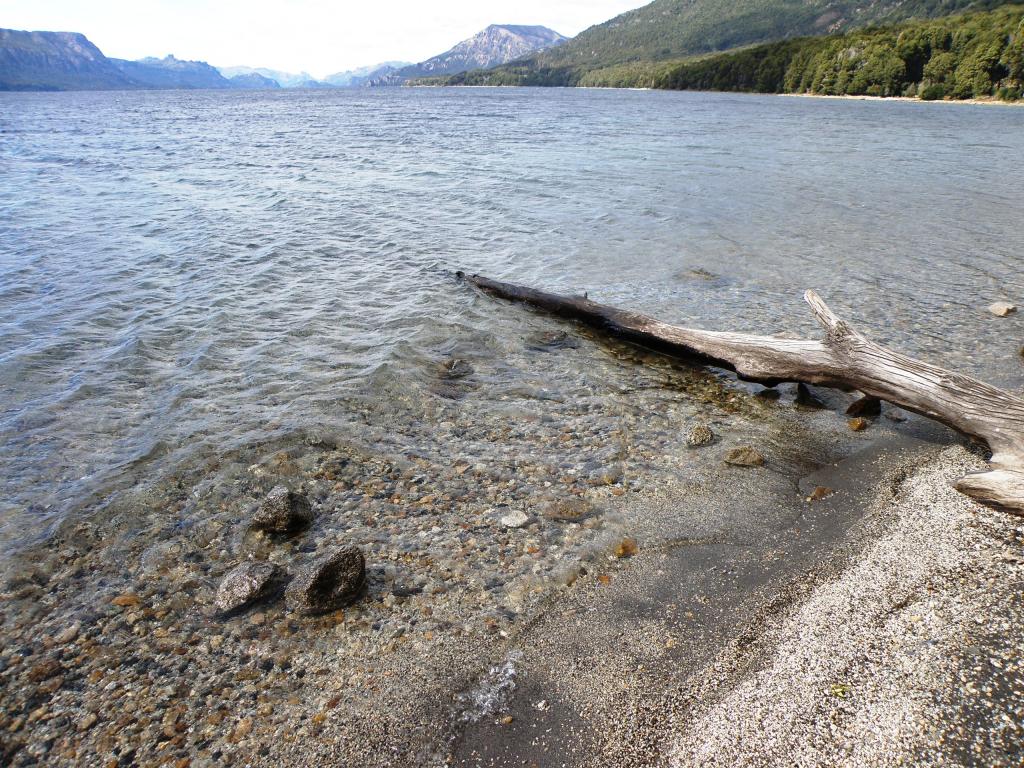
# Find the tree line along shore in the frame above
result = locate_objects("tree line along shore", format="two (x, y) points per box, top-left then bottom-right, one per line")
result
(430, 5), (1024, 103)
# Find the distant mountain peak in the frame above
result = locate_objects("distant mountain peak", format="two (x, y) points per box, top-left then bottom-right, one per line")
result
(372, 23), (568, 84)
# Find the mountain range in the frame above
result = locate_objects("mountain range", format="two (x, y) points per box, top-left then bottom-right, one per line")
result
(0, 30), (261, 91)
(370, 25), (567, 85)
(216, 65), (320, 88)
(3, 2), (1010, 93)
(0, 23), (566, 91)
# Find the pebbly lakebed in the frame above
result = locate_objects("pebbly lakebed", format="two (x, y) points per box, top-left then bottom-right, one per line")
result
(1, 87), (1022, 766)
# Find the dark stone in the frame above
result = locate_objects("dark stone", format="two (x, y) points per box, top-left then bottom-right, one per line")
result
(251, 486), (313, 533)
(795, 383), (826, 409)
(286, 546), (366, 614)
(391, 584), (423, 597)
(846, 396), (881, 417)
(214, 561), (283, 614)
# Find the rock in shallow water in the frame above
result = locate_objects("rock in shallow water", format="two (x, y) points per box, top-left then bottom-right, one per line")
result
(437, 358), (474, 380)
(215, 561), (283, 614)
(795, 382), (826, 410)
(687, 424), (715, 447)
(846, 396), (881, 417)
(540, 498), (596, 522)
(724, 446), (765, 467)
(251, 486), (313, 533)
(286, 546), (366, 614)
(526, 330), (580, 351)
(988, 301), (1017, 317)
(500, 510), (530, 529)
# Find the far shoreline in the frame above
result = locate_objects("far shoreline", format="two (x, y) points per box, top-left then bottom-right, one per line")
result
(409, 82), (1024, 106)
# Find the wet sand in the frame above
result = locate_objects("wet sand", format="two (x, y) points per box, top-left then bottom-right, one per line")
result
(447, 433), (1024, 768)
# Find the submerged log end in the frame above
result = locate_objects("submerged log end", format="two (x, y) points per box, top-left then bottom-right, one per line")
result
(954, 468), (1024, 515)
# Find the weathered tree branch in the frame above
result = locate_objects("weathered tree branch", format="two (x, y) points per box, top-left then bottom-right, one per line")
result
(458, 272), (1024, 515)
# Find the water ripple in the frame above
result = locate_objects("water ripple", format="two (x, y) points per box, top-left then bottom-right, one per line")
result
(0, 88), (1022, 551)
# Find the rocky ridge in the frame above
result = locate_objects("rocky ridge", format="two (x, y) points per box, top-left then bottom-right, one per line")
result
(370, 24), (567, 85)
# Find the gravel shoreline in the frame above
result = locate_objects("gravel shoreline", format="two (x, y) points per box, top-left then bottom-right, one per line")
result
(666, 445), (1024, 767)
(3, 392), (1020, 766)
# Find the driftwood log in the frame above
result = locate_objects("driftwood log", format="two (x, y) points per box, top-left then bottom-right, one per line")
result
(458, 272), (1024, 515)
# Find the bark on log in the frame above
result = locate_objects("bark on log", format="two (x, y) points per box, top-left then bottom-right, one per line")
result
(458, 272), (1024, 515)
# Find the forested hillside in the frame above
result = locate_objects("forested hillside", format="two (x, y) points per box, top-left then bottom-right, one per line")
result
(437, 0), (1009, 86)
(639, 5), (1023, 100)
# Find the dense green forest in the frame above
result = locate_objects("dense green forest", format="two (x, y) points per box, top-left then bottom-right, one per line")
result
(435, 5), (1023, 101)
(650, 4), (1023, 99)
(433, 0), (1008, 87)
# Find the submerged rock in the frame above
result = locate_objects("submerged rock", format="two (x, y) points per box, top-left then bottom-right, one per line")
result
(251, 486), (313, 533)
(988, 301), (1017, 317)
(27, 658), (62, 683)
(286, 546), (366, 614)
(526, 330), (580, 351)
(54, 622), (80, 645)
(795, 382), (826, 410)
(500, 510), (530, 529)
(590, 463), (624, 486)
(687, 424), (715, 447)
(437, 358), (474, 380)
(540, 498), (597, 522)
(214, 561), (283, 614)
(846, 396), (881, 417)
(724, 446), (765, 467)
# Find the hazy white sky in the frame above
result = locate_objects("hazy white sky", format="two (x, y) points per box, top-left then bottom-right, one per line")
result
(1, 1), (646, 76)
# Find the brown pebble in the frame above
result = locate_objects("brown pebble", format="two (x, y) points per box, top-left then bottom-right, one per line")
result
(848, 417), (869, 432)
(27, 658), (62, 683)
(54, 622), (81, 645)
(38, 675), (64, 694)
(232, 717), (253, 741)
(724, 446), (765, 467)
(111, 593), (141, 608)
(614, 538), (639, 558)
(78, 713), (98, 731)
(499, 715), (514, 725)
(807, 486), (834, 502)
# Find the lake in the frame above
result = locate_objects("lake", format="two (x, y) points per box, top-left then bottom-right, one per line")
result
(1, 86), (1022, 555)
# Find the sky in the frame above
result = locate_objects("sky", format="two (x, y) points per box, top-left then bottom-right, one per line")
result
(0, 1), (647, 77)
